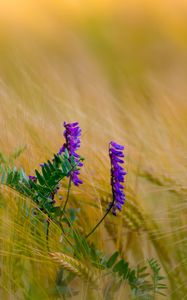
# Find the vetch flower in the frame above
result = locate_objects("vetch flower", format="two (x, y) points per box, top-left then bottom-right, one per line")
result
(109, 141), (127, 215)
(28, 175), (37, 182)
(85, 141), (127, 238)
(58, 121), (83, 186)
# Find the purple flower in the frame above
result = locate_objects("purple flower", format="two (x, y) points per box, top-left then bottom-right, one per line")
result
(58, 122), (83, 186)
(28, 175), (37, 182)
(109, 141), (127, 215)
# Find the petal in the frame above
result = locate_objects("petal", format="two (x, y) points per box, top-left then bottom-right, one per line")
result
(110, 141), (124, 150)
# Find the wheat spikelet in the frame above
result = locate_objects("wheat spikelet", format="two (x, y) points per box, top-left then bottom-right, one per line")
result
(103, 192), (173, 271)
(140, 168), (187, 196)
(50, 252), (98, 285)
(123, 198), (145, 231)
(102, 194), (145, 231)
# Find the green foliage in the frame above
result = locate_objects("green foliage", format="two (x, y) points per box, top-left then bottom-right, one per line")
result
(148, 258), (167, 297)
(103, 252), (167, 299)
(106, 251), (119, 268)
(0, 152), (80, 220)
(0, 148), (167, 299)
(56, 234), (167, 299)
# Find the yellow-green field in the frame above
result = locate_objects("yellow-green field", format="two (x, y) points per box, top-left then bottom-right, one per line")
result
(0, 1), (187, 299)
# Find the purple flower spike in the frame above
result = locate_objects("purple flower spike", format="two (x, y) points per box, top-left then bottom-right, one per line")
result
(58, 122), (83, 186)
(109, 141), (127, 215)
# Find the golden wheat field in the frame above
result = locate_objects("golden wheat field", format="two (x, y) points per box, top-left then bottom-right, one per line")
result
(0, 1), (187, 299)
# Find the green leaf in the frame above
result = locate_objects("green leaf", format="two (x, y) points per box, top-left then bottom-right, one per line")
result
(47, 160), (55, 171)
(113, 259), (129, 277)
(41, 165), (50, 181)
(64, 148), (69, 159)
(106, 251), (119, 268)
(70, 156), (76, 167)
(64, 159), (72, 173)
(6, 170), (14, 184)
(157, 276), (165, 281)
(35, 170), (45, 185)
(1, 170), (6, 184)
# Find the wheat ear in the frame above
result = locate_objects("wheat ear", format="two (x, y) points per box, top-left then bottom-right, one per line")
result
(50, 252), (98, 285)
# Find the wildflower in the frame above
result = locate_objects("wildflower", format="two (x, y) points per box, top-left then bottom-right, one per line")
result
(28, 175), (37, 182)
(109, 141), (127, 215)
(58, 122), (83, 186)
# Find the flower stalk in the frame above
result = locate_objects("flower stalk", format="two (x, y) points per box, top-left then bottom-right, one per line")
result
(86, 141), (126, 239)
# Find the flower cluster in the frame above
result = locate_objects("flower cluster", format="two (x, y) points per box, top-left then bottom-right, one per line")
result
(28, 175), (37, 182)
(58, 122), (83, 186)
(109, 141), (127, 215)
(28, 122), (127, 221)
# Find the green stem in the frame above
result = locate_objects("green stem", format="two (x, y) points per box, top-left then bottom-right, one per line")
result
(45, 217), (73, 250)
(56, 220), (74, 247)
(85, 200), (114, 239)
(63, 176), (72, 213)
(46, 218), (50, 252)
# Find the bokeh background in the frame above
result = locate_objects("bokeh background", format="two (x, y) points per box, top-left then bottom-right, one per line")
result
(0, 1), (187, 299)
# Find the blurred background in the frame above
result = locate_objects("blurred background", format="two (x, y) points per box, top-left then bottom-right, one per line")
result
(0, 0), (187, 299)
